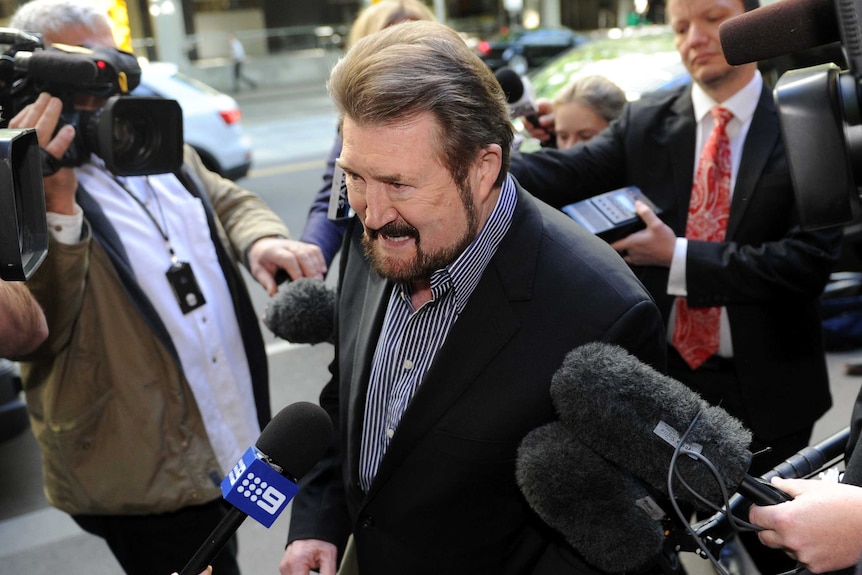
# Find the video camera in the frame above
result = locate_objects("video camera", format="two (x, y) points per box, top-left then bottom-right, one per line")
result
(0, 27), (182, 176)
(0, 28), (185, 281)
(718, 0), (862, 231)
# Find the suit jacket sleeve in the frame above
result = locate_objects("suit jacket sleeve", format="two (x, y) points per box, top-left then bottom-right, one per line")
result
(182, 144), (290, 264)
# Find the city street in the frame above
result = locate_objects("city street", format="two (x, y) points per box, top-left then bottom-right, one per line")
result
(1, 69), (861, 574)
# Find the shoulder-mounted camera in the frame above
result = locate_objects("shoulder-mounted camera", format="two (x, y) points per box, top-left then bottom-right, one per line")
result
(0, 27), (182, 176)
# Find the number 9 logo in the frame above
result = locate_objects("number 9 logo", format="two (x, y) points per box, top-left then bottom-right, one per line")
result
(257, 486), (287, 515)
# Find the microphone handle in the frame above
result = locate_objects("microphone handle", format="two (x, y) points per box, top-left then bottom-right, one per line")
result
(179, 506), (248, 575)
(764, 425), (850, 482)
(737, 474), (792, 506)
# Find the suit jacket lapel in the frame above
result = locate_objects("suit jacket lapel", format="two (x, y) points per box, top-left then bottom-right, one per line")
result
(345, 266), (391, 485)
(727, 84), (780, 237)
(663, 89), (697, 235)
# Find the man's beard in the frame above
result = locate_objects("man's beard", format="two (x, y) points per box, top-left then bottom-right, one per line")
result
(362, 185), (479, 283)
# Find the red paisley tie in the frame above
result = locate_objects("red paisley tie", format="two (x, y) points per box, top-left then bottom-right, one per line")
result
(672, 107), (734, 369)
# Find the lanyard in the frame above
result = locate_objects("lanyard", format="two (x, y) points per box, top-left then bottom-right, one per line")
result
(112, 175), (179, 265)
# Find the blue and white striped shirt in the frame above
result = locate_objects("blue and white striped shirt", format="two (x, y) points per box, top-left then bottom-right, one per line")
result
(358, 175), (518, 492)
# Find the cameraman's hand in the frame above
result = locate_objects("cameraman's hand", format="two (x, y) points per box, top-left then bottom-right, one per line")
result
(8, 92), (77, 215)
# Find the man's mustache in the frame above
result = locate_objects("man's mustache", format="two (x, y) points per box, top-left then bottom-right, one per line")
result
(367, 221), (419, 241)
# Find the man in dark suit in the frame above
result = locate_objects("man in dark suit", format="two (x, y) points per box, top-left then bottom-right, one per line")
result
(280, 20), (667, 575)
(512, 0), (843, 570)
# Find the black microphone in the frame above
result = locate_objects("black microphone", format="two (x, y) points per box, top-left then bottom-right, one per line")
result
(517, 421), (671, 573)
(719, 0), (840, 65)
(551, 343), (789, 509)
(494, 66), (541, 127)
(14, 49), (102, 85)
(179, 401), (332, 575)
(264, 278), (336, 344)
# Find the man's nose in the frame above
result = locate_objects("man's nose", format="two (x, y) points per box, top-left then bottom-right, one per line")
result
(361, 184), (398, 231)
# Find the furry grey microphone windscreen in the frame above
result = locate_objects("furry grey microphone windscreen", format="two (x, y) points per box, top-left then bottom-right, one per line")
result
(264, 278), (336, 344)
(517, 422), (666, 573)
(551, 342), (752, 508)
(718, 0), (838, 65)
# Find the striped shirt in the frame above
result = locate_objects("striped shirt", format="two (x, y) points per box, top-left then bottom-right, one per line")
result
(358, 175), (518, 492)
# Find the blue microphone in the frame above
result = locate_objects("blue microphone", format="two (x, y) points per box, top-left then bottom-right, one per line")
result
(221, 445), (300, 528)
(179, 401), (332, 575)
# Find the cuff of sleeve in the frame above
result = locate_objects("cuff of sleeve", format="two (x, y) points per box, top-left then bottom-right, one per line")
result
(46, 205), (84, 245)
(667, 237), (688, 296)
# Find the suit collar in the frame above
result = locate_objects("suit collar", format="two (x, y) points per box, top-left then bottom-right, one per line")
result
(658, 83), (780, 237)
(727, 84), (781, 236)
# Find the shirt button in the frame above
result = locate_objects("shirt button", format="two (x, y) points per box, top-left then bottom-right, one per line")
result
(386, 428), (395, 439)
(403, 359), (414, 370)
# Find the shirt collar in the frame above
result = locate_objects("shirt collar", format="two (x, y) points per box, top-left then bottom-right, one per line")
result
(396, 175), (518, 314)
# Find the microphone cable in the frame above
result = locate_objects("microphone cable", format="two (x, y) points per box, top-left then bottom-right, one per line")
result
(665, 411), (760, 575)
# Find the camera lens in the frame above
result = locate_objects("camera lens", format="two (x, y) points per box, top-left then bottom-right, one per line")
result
(88, 96), (183, 176)
(111, 112), (160, 172)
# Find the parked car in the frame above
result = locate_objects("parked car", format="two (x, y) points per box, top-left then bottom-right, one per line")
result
(528, 25), (690, 102)
(476, 27), (587, 75)
(134, 61), (253, 181)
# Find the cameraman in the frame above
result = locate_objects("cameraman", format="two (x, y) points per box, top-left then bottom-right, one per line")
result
(0, 278), (47, 358)
(7, 1), (325, 574)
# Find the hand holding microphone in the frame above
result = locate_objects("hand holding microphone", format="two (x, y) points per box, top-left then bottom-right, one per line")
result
(494, 66), (556, 145)
(517, 342), (797, 572)
(178, 401), (333, 575)
(748, 477), (862, 572)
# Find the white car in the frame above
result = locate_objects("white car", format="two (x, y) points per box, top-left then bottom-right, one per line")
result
(133, 61), (253, 180)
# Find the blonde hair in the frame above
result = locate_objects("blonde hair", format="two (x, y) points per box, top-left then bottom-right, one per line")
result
(347, 0), (436, 48)
(553, 75), (626, 124)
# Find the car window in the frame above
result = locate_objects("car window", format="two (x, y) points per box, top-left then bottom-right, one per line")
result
(529, 26), (689, 101)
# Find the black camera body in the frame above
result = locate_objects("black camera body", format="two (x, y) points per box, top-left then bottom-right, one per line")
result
(0, 28), (186, 280)
(0, 128), (46, 281)
(0, 28), (183, 176)
(719, 0), (862, 231)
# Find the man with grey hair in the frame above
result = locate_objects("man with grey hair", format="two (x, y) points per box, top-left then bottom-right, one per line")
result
(7, 1), (325, 574)
(280, 19), (666, 575)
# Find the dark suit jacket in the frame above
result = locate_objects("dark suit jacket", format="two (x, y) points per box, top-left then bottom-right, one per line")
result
(288, 184), (667, 574)
(509, 83), (842, 442)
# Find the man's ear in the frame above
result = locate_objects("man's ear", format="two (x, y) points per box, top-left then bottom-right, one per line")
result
(474, 143), (503, 201)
